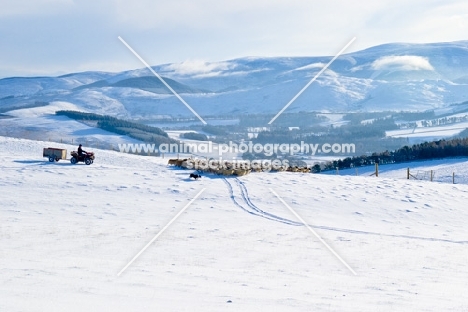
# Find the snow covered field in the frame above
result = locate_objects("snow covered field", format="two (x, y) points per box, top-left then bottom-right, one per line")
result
(325, 157), (468, 185)
(1, 136), (468, 311)
(386, 121), (468, 144)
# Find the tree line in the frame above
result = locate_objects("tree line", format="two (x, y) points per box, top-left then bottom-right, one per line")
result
(314, 137), (468, 172)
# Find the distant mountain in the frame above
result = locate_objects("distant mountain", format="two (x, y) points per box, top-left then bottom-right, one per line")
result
(74, 76), (210, 94)
(1, 40), (468, 119)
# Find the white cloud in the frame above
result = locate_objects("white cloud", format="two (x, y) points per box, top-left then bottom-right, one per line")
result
(1, 0), (467, 77)
(161, 59), (237, 76)
(293, 63), (327, 71)
(371, 56), (434, 71)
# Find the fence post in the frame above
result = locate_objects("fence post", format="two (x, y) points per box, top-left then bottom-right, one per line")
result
(336, 167), (339, 175)
(407, 168), (410, 179)
(375, 163), (379, 177)
(453, 172), (455, 184)
(430, 170), (433, 182)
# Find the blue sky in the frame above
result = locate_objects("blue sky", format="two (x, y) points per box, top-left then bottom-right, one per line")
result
(1, 0), (467, 78)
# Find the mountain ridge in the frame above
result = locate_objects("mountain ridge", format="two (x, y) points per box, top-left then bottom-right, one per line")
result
(1, 40), (468, 118)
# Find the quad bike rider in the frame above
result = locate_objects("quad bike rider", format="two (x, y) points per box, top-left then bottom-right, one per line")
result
(70, 144), (95, 165)
(78, 144), (86, 156)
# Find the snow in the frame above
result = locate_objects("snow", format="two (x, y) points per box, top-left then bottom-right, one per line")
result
(2, 41), (468, 120)
(324, 158), (468, 184)
(1, 136), (468, 311)
(0, 101), (140, 147)
(386, 121), (468, 143)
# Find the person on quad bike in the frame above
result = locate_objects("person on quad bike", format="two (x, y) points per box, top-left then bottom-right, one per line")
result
(78, 144), (87, 156)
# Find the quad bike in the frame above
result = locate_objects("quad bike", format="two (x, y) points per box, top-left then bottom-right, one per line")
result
(70, 151), (95, 165)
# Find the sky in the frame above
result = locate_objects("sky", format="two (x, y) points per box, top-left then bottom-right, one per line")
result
(0, 0), (467, 78)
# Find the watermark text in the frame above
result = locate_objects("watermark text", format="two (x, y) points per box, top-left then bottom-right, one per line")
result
(118, 141), (355, 156)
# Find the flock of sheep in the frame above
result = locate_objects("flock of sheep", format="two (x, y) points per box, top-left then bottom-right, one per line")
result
(167, 158), (311, 176)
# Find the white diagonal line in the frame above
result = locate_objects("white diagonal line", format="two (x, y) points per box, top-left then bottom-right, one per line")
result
(268, 37), (356, 124)
(117, 188), (206, 276)
(269, 188), (357, 275)
(118, 36), (207, 125)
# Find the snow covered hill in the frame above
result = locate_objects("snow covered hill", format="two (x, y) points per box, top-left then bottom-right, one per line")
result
(1, 136), (468, 311)
(1, 41), (468, 119)
(0, 101), (140, 148)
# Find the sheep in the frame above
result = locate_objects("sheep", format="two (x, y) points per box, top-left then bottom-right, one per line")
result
(234, 169), (251, 176)
(175, 159), (188, 167)
(222, 169), (235, 176)
(167, 159), (178, 165)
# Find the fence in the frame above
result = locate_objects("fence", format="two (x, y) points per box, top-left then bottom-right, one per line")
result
(333, 163), (380, 177)
(407, 168), (457, 184)
(330, 164), (462, 185)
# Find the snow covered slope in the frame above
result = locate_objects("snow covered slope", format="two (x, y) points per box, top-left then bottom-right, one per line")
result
(1, 136), (467, 311)
(0, 101), (140, 147)
(325, 157), (468, 184)
(1, 41), (468, 119)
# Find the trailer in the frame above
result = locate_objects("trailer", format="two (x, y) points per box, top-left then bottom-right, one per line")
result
(43, 147), (67, 162)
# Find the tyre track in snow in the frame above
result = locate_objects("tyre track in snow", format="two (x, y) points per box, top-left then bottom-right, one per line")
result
(223, 178), (468, 245)
(234, 178), (302, 226)
(223, 177), (301, 226)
